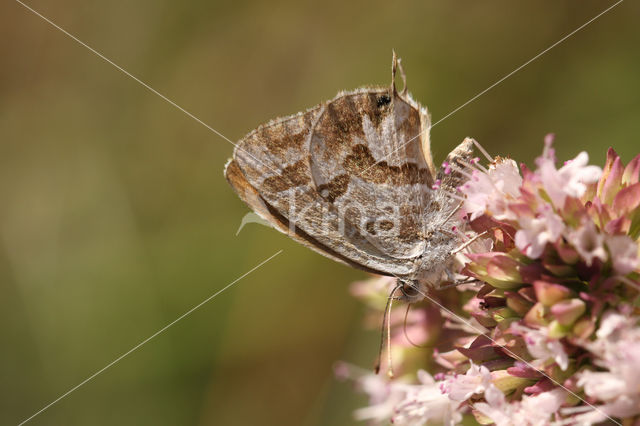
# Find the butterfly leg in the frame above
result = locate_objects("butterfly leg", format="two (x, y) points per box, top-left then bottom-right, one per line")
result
(442, 201), (464, 224)
(438, 278), (481, 290)
(439, 268), (480, 290)
(450, 230), (489, 254)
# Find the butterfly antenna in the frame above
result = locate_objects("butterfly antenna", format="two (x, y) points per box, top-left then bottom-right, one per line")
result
(391, 51), (407, 96)
(403, 303), (473, 350)
(403, 303), (425, 348)
(391, 50), (398, 95)
(375, 282), (401, 377)
(402, 303), (453, 349)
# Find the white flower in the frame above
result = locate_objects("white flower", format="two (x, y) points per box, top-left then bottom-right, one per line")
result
(595, 310), (630, 340)
(441, 362), (492, 401)
(576, 311), (640, 419)
(392, 370), (463, 426)
(511, 323), (569, 370)
(567, 220), (607, 266)
(579, 371), (627, 402)
(475, 385), (566, 426)
(340, 365), (463, 425)
(351, 370), (407, 423)
(535, 141), (602, 209)
(514, 204), (565, 259)
(557, 153), (602, 198)
(606, 235), (639, 275)
(459, 158), (523, 221)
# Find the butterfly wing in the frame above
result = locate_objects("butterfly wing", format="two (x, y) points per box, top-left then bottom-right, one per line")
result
(226, 158), (394, 274)
(227, 103), (416, 277)
(308, 83), (436, 260)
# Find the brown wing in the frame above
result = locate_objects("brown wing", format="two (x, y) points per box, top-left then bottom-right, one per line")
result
(308, 85), (436, 260)
(225, 159), (394, 274)
(227, 104), (416, 277)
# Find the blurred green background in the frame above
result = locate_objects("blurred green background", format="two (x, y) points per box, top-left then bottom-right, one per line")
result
(1, 1), (639, 425)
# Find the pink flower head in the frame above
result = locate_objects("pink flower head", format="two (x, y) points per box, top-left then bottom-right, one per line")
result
(474, 385), (566, 426)
(510, 323), (569, 370)
(535, 141), (602, 209)
(459, 158), (522, 221)
(567, 219), (607, 266)
(514, 204), (565, 259)
(392, 370), (463, 425)
(605, 235), (639, 275)
(342, 139), (639, 426)
(441, 363), (492, 401)
(576, 311), (640, 419)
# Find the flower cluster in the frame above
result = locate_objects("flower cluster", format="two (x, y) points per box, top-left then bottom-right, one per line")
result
(337, 137), (640, 425)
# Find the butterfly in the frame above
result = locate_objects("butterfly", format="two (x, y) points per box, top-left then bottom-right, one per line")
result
(225, 53), (474, 301)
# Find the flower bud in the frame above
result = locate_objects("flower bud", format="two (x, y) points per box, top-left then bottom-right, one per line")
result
(622, 153), (640, 185)
(556, 240), (580, 264)
(597, 148), (624, 205)
(505, 291), (534, 316)
(490, 369), (535, 394)
(491, 307), (518, 322)
(547, 319), (571, 338)
(550, 298), (586, 326)
(524, 302), (550, 327)
(533, 281), (572, 306)
(466, 253), (523, 289)
(572, 317), (595, 339)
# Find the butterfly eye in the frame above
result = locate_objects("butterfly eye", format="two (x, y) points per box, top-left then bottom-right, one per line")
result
(399, 281), (420, 299)
(376, 94), (391, 107)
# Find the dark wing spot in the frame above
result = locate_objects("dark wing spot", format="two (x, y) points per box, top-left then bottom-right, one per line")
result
(343, 144), (433, 186)
(257, 114), (313, 156)
(379, 220), (394, 231)
(264, 128), (307, 154)
(316, 173), (350, 203)
(262, 160), (310, 193)
(365, 221), (377, 235)
(320, 97), (366, 151)
(376, 94), (391, 107)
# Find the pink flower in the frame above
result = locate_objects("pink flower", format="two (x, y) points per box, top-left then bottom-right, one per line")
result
(335, 364), (465, 425)
(441, 363), (493, 401)
(535, 137), (602, 209)
(576, 311), (640, 419)
(343, 140), (639, 425)
(514, 204), (565, 259)
(392, 370), (463, 425)
(566, 219), (607, 266)
(605, 235), (639, 275)
(334, 362), (407, 423)
(474, 385), (566, 426)
(459, 158), (522, 221)
(595, 310), (630, 340)
(510, 323), (569, 370)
